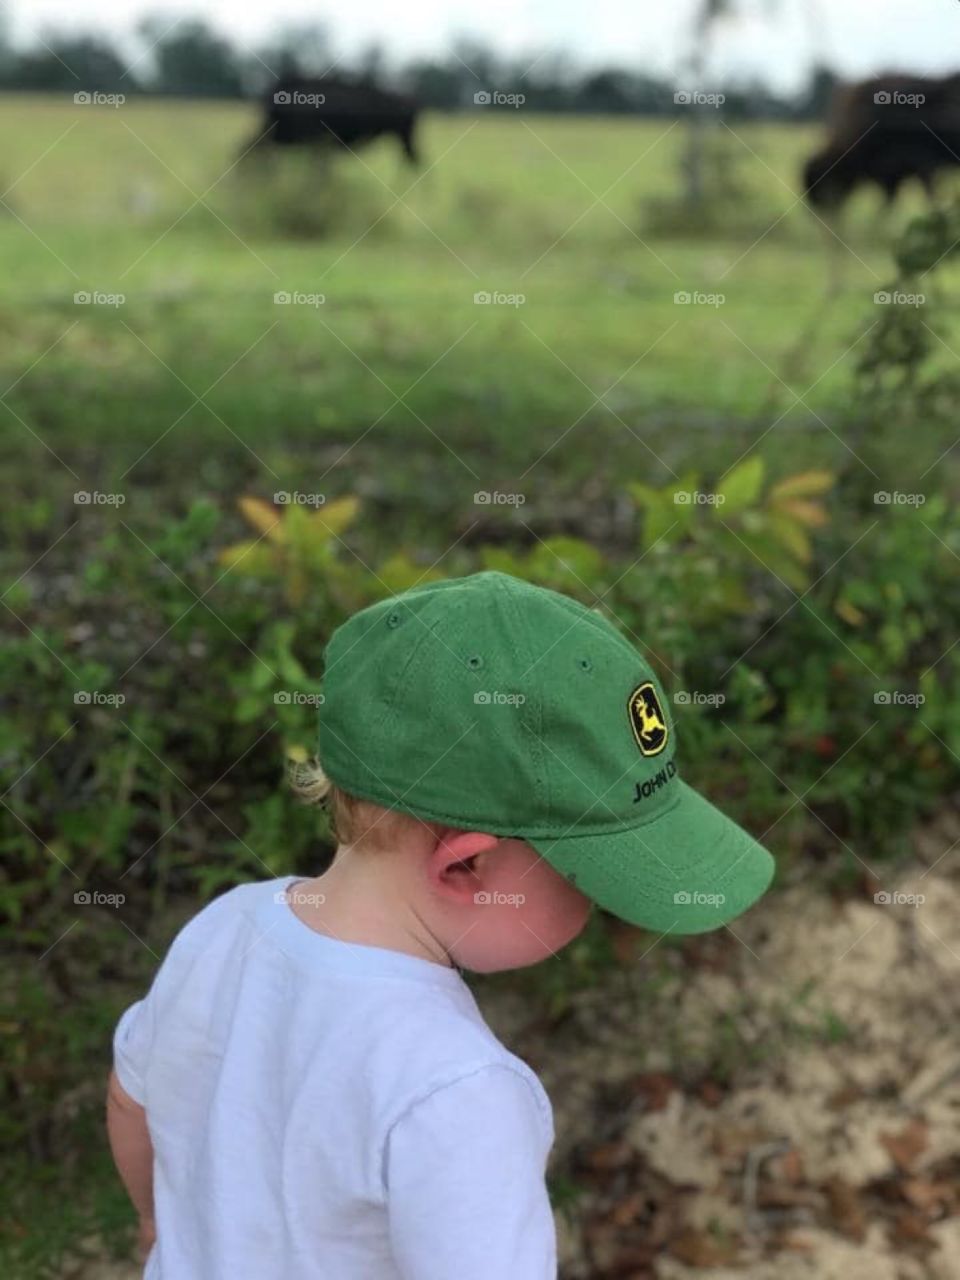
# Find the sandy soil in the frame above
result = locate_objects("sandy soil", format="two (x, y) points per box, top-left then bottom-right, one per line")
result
(489, 807), (960, 1278)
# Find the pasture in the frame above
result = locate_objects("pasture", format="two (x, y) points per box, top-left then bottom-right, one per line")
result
(0, 92), (944, 525)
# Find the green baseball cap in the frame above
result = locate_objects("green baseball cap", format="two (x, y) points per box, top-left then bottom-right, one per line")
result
(317, 571), (774, 934)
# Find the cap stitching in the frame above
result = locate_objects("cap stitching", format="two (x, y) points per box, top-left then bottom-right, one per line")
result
(494, 574), (548, 817)
(315, 765), (685, 839)
(379, 586), (481, 735)
(323, 594), (451, 797)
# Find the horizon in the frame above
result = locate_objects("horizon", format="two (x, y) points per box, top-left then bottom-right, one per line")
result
(7, 1), (960, 94)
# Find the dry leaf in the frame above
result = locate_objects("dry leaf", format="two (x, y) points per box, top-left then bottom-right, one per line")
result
(627, 1072), (676, 1112)
(890, 1209), (932, 1245)
(900, 1177), (952, 1214)
(610, 1191), (649, 1227)
(697, 1079), (725, 1108)
(582, 1140), (634, 1171)
(771, 1146), (805, 1185)
(669, 1228), (739, 1267)
(880, 1117), (929, 1172)
(824, 1176), (867, 1242)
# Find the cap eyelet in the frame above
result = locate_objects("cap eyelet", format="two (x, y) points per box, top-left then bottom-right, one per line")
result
(466, 654), (484, 670)
(386, 611), (403, 629)
(577, 657), (593, 672)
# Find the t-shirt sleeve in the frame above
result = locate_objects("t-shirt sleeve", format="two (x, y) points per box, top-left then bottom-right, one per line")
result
(112, 996), (154, 1106)
(385, 1063), (557, 1280)
(109, 884), (246, 1107)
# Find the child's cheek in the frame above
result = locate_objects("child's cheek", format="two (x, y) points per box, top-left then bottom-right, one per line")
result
(519, 869), (592, 953)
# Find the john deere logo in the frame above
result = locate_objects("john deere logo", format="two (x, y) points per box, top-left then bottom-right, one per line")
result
(628, 682), (668, 756)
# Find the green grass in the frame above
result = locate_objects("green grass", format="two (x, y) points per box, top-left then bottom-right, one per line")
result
(3, 93), (955, 528)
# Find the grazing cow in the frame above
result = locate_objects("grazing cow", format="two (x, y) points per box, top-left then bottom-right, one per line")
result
(803, 72), (960, 211)
(241, 76), (420, 165)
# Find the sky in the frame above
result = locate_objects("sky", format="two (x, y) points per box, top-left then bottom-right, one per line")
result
(8, 0), (960, 92)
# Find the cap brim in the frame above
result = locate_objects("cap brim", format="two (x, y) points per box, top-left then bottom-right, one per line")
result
(527, 780), (775, 935)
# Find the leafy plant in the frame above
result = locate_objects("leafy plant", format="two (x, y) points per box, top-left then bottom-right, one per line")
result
(218, 495), (361, 607)
(629, 457), (835, 593)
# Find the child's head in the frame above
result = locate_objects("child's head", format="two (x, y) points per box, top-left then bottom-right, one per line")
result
(300, 571), (774, 965)
(290, 771), (592, 972)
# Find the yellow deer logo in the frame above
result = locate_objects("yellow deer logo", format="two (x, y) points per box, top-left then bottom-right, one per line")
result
(628, 682), (668, 756)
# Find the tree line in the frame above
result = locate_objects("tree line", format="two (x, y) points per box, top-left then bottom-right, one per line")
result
(0, 18), (839, 119)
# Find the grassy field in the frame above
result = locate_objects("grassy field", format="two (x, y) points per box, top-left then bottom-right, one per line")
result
(1, 93), (951, 536)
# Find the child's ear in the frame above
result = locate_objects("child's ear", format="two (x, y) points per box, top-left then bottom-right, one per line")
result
(427, 829), (500, 904)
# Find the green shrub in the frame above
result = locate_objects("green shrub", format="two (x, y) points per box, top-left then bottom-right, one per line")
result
(217, 148), (395, 241)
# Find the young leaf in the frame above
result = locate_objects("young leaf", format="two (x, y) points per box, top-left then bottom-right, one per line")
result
(238, 496), (284, 542)
(716, 455), (765, 513)
(835, 597), (865, 626)
(376, 553), (445, 594)
(773, 497), (830, 528)
(479, 546), (524, 576)
(313, 496), (359, 539)
(643, 495), (685, 549)
(768, 470), (835, 501)
(767, 513), (812, 563)
(530, 536), (604, 581)
(217, 541), (274, 574)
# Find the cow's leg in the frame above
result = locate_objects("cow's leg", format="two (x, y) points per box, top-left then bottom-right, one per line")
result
(878, 176), (900, 211)
(399, 121), (419, 166)
(917, 169), (937, 204)
(862, 176), (899, 241)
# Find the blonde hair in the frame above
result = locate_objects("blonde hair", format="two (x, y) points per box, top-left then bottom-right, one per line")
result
(286, 754), (424, 851)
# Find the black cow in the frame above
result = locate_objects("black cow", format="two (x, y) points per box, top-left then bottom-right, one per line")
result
(803, 73), (960, 211)
(241, 77), (420, 165)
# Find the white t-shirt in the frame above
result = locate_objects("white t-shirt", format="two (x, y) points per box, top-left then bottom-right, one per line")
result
(113, 874), (557, 1280)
